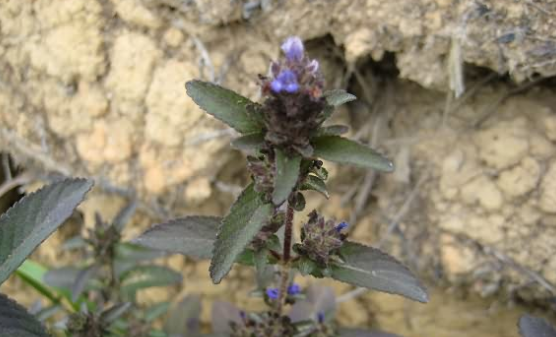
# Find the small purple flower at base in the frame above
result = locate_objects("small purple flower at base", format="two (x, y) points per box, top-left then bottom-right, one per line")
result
(266, 288), (280, 300)
(281, 36), (304, 62)
(335, 221), (348, 232)
(317, 311), (325, 323)
(271, 70), (299, 94)
(287, 283), (301, 296)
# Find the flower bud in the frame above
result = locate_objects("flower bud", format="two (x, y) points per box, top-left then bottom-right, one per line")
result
(296, 211), (348, 266)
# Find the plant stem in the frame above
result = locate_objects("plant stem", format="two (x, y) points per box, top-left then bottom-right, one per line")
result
(283, 203), (294, 263)
(276, 202), (295, 313)
(107, 250), (120, 303)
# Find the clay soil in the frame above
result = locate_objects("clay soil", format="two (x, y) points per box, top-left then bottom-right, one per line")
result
(1, 1), (556, 336)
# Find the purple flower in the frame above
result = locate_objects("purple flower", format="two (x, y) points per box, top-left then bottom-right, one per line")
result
(335, 222), (348, 232)
(281, 36), (304, 62)
(266, 288), (280, 300)
(287, 283), (301, 295)
(270, 70), (299, 93)
(317, 311), (325, 323)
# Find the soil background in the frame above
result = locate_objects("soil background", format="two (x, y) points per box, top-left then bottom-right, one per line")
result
(1, 0), (556, 336)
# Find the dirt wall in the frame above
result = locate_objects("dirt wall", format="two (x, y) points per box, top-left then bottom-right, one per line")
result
(1, 0), (556, 336)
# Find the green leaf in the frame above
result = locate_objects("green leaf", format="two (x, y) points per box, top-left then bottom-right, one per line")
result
(133, 216), (220, 260)
(15, 260), (58, 304)
(210, 185), (273, 283)
(312, 136), (394, 172)
(34, 305), (62, 322)
(317, 125), (350, 137)
(185, 80), (263, 134)
(115, 243), (167, 262)
(293, 256), (319, 276)
(42, 267), (83, 311)
(71, 265), (99, 302)
(254, 250), (274, 289)
(324, 90), (357, 107)
(61, 236), (87, 251)
(289, 192), (306, 212)
(273, 149), (301, 205)
(322, 90), (357, 119)
(0, 293), (51, 337)
(230, 133), (265, 152)
(43, 267), (81, 289)
(112, 199), (138, 233)
(300, 175), (329, 199)
(164, 295), (201, 337)
(144, 302), (171, 323)
(519, 315), (556, 337)
(42, 266), (95, 309)
(100, 302), (132, 324)
(235, 248), (255, 266)
(120, 265), (182, 298)
(330, 242), (428, 303)
(0, 178), (94, 285)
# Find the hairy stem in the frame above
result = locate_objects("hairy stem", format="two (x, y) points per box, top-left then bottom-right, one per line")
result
(277, 202), (295, 313)
(283, 203), (294, 262)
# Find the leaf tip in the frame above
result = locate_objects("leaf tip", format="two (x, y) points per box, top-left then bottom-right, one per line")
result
(209, 263), (224, 285)
(383, 160), (395, 173)
(415, 286), (429, 303)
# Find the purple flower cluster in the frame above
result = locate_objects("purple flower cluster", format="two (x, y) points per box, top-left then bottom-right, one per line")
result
(264, 36), (324, 98)
(266, 283), (302, 301)
(260, 36), (328, 155)
(270, 70), (299, 94)
(295, 211), (348, 266)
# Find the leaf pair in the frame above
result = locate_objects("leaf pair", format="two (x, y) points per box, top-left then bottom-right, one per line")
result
(186, 80), (394, 172)
(136, 218), (428, 302)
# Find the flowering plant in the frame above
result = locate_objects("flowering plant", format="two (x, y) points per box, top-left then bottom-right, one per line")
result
(134, 36), (427, 336)
(0, 36), (554, 337)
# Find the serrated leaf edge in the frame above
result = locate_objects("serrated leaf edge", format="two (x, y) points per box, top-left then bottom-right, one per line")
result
(0, 178), (93, 285)
(331, 241), (428, 303)
(185, 80), (263, 134)
(0, 293), (51, 336)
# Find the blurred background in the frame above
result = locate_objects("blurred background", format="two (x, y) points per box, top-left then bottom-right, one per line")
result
(1, 0), (556, 336)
